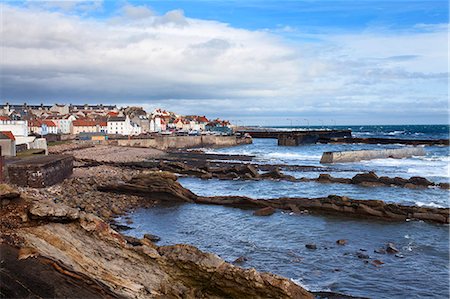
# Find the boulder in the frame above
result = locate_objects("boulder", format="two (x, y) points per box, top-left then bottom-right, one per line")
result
(356, 252), (369, 259)
(386, 243), (399, 254)
(336, 239), (347, 245)
(261, 167), (285, 179)
(407, 176), (433, 187)
(233, 256), (248, 264)
(351, 172), (379, 184)
(317, 174), (332, 182)
(305, 244), (317, 250)
(28, 201), (80, 222)
(253, 207), (276, 216)
(143, 233), (161, 243)
(438, 182), (450, 189)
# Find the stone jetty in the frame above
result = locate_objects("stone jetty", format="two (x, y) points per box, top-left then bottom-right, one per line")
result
(320, 147), (426, 163)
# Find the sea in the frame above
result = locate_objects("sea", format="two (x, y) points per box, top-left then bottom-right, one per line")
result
(120, 125), (449, 298)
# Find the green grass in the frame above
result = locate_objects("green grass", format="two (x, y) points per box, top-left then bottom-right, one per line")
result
(16, 149), (46, 157)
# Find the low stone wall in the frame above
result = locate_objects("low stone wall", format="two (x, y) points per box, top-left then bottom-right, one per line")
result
(320, 147), (425, 163)
(116, 136), (251, 150)
(7, 155), (73, 188)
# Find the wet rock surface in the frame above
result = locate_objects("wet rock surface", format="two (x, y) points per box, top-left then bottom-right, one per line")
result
(99, 172), (449, 224)
(1, 195), (313, 299)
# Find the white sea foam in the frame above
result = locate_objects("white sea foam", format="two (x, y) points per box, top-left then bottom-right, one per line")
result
(264, 152), (321, 161)
(415, 201), (445, 208)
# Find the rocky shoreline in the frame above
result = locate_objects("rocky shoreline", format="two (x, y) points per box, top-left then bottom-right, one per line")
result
(2, 144), (448, 298)
(1, 185), (313, 299)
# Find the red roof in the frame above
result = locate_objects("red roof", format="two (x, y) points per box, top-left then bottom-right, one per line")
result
(107, 111), (119, 116)
(28, 119), (42, 127)
(73, 120), (96, 127)
(0, 131), (15, 141)
(196, 116), (209, 123)
(42, 120), (56, 127)
(72, 119), (106, 127)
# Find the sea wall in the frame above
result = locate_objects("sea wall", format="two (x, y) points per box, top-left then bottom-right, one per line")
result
(116, 135), (251, 150)
(320, 147), (425, 163)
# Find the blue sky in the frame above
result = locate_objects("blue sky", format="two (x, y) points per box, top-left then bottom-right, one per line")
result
(0, 0), (448, 125)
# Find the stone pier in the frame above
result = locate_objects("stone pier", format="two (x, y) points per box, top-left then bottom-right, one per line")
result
(320, 147), (426, 163)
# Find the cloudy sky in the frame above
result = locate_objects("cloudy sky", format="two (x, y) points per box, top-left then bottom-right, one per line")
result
(0, 0), (448, 125)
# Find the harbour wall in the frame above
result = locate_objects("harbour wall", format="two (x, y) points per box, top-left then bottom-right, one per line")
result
(115, 135), (252, 150)
(320, 147), (426, 163)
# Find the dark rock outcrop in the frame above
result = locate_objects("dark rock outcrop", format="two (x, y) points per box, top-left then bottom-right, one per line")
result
(100, 172), (449, 224)
(253, 206), (276, 216)
(99, 171), (197, 202)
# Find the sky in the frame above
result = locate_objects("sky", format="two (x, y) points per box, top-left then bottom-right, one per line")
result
(0, 0), (448, 125)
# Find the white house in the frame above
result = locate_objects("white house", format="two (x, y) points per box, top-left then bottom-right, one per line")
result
(107, 115), (139, 135)
(45, 115), (76, 134)
(0, 117), (28, 137)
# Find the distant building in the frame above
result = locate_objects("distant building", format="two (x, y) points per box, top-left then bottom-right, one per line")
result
(28, 119), (48, 136)
(0, 131), (16, 156)
(107, 115), (140, 135)
(0, 117), (28, 137)
(45, 115), (77, 134)
(71, 119), (107, 135)
(50, 104), (70, 115)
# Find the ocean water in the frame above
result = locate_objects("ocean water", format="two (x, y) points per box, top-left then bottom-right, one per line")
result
(122, 125), (449, 298)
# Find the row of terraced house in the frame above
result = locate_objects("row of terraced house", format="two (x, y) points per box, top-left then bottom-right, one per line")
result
(0, 103), (233, 137)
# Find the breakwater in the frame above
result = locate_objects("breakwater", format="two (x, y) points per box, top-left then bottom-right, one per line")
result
(320, 147), (426, 163)
(115, 135), (251, 150)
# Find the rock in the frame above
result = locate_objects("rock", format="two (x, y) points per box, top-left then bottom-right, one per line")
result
(143, 233), (161, 242)
(261, 167), (285, 179)
(351, 172), (379, 184)
(233, 256), (248, 264)
(124, 235), (142, 246)
(98, 171), (198, 203)
(356, 252), (369, 259)
(386, 243), (399, 254)
(395, 254), (405, 258)
(408, 176), (433, 187)
(317, 174), (332, 182)
(253, 206), (276, 216)
(336, 239), (347, 245)
(438, 182), (449, 189)
(374, 248), (386, 254)
(305, 244), (317, 250)
(371, 259), (384, 266)
(28, 201), (80, 221)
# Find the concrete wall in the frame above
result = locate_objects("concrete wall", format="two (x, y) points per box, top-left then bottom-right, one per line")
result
(320, 147), (426, 163)
(30, 138), (48, 155)
(116, 135), (251, 150)
(8, 155), (73, 188)
(0, 140), (16, 156)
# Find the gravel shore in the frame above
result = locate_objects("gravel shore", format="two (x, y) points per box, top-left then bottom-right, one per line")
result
(66, 144), (167, 162)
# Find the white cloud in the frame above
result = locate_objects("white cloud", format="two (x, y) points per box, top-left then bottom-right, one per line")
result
(0, 3), (447, 124)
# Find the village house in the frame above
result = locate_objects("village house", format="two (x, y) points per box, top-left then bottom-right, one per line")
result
(28, 119), (48, 136)
(50, 104), (70, 115)
(0, 117), (28, 137)
(45, 115), (76, 134)
(107, 115), (141, 135)
(71, 119), (107, 135)
(174, 118), (191, 131)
